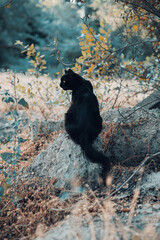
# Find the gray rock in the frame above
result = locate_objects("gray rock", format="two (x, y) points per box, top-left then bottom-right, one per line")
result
(102, 108), (160, 166)
(141, 172), (160, 191)
(20, 133), (103, 189)
(135, 90), (160, 110)
(35, 216), (109, 240)
(35, 211), (160, 240)
(30, 120), (63, 139)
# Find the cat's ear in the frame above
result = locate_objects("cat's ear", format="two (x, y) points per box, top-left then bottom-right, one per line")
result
(68, 69), (74, 75)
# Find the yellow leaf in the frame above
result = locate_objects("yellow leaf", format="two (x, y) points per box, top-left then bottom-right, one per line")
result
(79, 42), (85, 46)
(27, 89), (31, 94)
(54, 101), (59, 104)
(29, 44), (34, 50)
(100, 21), (105, 27)
(41, 60), (46, 65)
(6, 3), (11, 8)
(89, 27), (93, 32)
(99, 36), (104, 41)
(15, 40), (23, 46)
(29, 60), (35, 64)
(76, 56), (83, 63)
(87, 39), (93, 43)
(82, 24), (87, 29)
(37, 58), (41, 65)
(85, 34), (92, 39)
(85, 49), (90, 53)
(108, 29), (111, 34)
(21, 86), (25, 92)
(21, 50), (27, 53)
(28, 69), (35, 72)
(133, 25), (138, 31)
(36, 52), (40, 59)
(40, 65), (47, 69)
(81, 46), (88, 50)
(100, 28), (106, 34)
(134, 16), (138, 21)
(82, 51), (87, 58)
(88, 42), (95, 46)
(81, 30), (88, 34)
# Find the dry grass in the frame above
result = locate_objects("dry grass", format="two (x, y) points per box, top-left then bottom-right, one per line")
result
(1, 177), (159, 240)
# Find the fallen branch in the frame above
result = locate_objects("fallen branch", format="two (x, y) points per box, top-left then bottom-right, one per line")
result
(103, 151), (160, 200)
(118, 97), (160, 120)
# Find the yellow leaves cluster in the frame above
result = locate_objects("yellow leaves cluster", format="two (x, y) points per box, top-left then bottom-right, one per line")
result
(24, 45), (47, 73)
(26, 44), (36, 58)
(15, 41), (47, 74)
(74, 22), (113, 78)
(133, 25), (138, 32)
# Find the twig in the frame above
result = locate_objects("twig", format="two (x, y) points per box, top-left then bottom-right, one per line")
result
(50, 206), (74, 212)
(118, 96), (160, 120)
(119, 0), (160, 18)
(112, 78), (122, 109)
(103, 151), (160, 200)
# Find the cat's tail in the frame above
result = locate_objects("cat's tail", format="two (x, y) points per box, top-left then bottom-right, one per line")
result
(81, 142), (110, 178)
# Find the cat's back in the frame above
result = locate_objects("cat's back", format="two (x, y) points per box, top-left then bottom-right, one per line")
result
(73, 80), (94, 102)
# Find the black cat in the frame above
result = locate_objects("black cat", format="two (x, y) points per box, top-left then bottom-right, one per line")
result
(60, 69), (110, 179)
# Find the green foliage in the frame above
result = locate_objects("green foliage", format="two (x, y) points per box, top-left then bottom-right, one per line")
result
(0, 75), (28, 201)
(18, 98), (29, 109)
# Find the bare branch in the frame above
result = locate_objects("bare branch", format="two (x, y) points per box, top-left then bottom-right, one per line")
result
(117, 0), (160, 18)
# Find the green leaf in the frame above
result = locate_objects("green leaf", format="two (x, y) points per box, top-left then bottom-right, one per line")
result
(0, 186), (4, 198)
(1, 152), (14, 163)
(18, 137), (27, 144)
(18, 98), (29, 109)
(3, 97), (14, 103)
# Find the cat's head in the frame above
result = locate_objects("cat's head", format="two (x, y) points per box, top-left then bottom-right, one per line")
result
(60, 69), (78, 90)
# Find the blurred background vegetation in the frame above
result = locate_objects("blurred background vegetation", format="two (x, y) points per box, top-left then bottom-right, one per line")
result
(0, 0), (82, 75)
(0, 0), (159, 83)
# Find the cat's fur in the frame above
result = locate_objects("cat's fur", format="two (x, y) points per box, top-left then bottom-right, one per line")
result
(60, 69), (110, 178)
